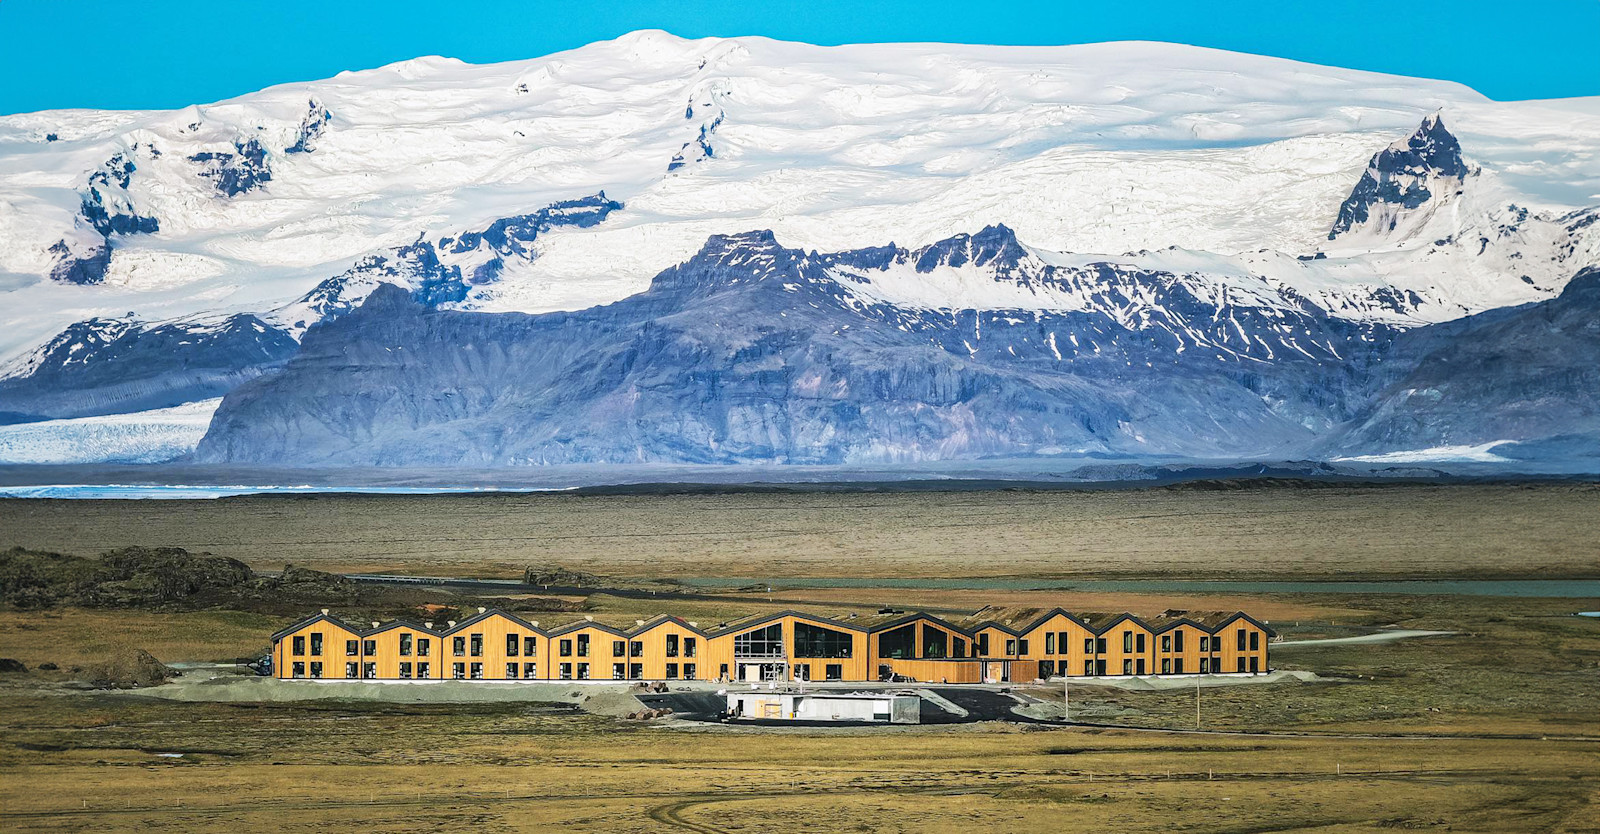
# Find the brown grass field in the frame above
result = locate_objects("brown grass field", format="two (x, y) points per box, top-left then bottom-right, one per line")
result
(2, 484), (1599, 832)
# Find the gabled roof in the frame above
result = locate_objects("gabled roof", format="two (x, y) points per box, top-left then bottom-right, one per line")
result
(365, 619), (439, 637)
(544, 618), (632, 638)
(1208, 611), (1278, 637)
(628, 614), (711, 637)
(706, 609), (867, 637)
(861, 611), (974, 636)
(270, 611), (363, 642)
(435, 608), (546, 636)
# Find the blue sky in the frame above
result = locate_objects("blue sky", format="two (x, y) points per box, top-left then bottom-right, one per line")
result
(2, 0), (1596, 114)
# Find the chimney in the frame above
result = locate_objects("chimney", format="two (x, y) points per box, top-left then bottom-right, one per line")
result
(688, 621), (698, 628)
(530, 620), (539, 627)
(371, 622), (379, 628)
(447, 620), (456, 627)
(636, 620), (645, 626)
(478, 607), (486, 614)
(320, 608), (329, 615)
(424, 622), (433, 629)
(584, 615), (594, 622)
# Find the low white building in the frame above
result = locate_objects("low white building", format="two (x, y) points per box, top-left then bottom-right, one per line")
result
(726, 690), (920, 724)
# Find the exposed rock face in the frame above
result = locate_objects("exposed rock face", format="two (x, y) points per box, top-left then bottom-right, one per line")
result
(194, 228), (1400, 466)
(85, 648), (172, 689)
(0, 314), (298, 420)
(44, 237), (111, 285)
(1329, 114), (1472, 240)
(1325, 266), (1600, 459)
(189, 138), (272, 196)
(285, 100), (333, 154)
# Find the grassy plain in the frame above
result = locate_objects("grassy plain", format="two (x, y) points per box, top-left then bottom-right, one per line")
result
(2, 484), (1599, 832)
(1, 483), (1596, 579)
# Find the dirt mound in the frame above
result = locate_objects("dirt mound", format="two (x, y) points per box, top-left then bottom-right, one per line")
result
(0, 658), (27, 674)
(523, 566), (606, 588)
(86, 648), (172, 689)
(0, 546), (253, 608)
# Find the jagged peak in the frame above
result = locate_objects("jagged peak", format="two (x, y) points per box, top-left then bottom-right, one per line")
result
(912, 223), (1032, 273)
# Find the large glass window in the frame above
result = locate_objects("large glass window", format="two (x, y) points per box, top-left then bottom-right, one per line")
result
(796, 622), (853, 658)
(733, 623), (784, 657)
(506, 634), (520, 657)
(310, 661), (323, 678)
(470, 634), (483, 657)
(922, 628), (948, 660)
(613, 640), (626, 658)
(576, 634), (589, 657)
(876, 624), (914, 659)
(363, 639), (377, 655)
(310, 633), (323, 656)
(418, 638), (430, 657)
(346, 640), (359, 656)
(399, 634), (412, 656)
(418, 662), (430, 678)
(684, 637), (697, 658)
(524, 636), (537, 656)
(292, 636), (305, 656)
(666, 634), (679, 657)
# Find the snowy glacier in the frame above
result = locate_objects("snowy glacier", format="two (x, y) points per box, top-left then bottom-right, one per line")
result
(0, 398), (220, 464)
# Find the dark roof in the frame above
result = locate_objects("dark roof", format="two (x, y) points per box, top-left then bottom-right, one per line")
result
(271, 605), (1276, 643)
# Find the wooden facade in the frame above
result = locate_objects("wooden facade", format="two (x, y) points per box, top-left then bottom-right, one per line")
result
(271, 606), (1273, 683)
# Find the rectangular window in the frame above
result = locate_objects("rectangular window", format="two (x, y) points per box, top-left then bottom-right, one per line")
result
(1161, 634), (1171, 652)
(524, 636), (537, 656)
(613, 640), (626, 658)
(1123, 659), (1132, 675)
(1045, 633), (1055, 655)
(453, 662), (465, 679)
(363, 639), (377, 656)
(1199, 636), (1210, 652)
(1162, 658), (1171, 674)
(560, 639), (573, 657)
(629, 640), (643, 657)
(310, 633), (323, 656)
(399, 633), (412, 656)
(1040, 660), (1054, 678)
(399, 661), (412, 679)
(346, 661), (358, 678)
(522, 662), (536, 678)
(363, 662), (376, 679)
(719, 663), (729, 680)
(417, 662), (430, 678)
(1250, 632), (1260, 651)
(826, 664), (842, 681)
(1136, 659), (1146, 675)
(507, 634), (520, 657)
(977, 633), (989, 656)
(1018, 639), (1029, 656)
(560, 663), (572, 680)
(506, 662), (518, 678)
(1237, 657), (1246, 673)
(1174, 631), (1184, 653)
(1084, 637), (1094, 654)
(1058, 631), (1069, 654)
(795, 663), (811, 681)
(470, 662), (483, 679)
(666, 634), (679, 657)
(1136, 633), (1146, 653)
(1237, 629), (1247, 651)
(346, 639), (359, 656)
(1174, 658), (1184, 674)
(576, 634), (589, 657)
(953, 637), (967, 658)
(684, 663), (696, 680)
(1096, 659), (1107, 675)
(1005, 639), (1017, 656)
(629, 663), (642, 679)
(292, 636), (305, 656)
(576, 663), (589, 680)
(684, 637), (697, 658)
(291, 661), (305, 678)
(1096, 637), (1107, 653)
(1250, 657), (1259, 673)
(454, 636), (466, 656)
(613, 663), (625, 680)
(418, 638), (430, 657)
(470, 634), (483, 657)
(734, 624), (784, 657)
(1084, 659), (1095, 675)
(1200, 658), (1210, 674)
(1123, 632), (1133, 653)
(666, 663), (679, 679)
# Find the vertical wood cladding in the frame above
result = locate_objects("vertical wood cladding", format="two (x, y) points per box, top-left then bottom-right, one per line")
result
(271, 607), (1273, 683)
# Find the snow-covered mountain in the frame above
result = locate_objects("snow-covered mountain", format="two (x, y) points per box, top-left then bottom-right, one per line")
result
(1, 32), (1598, 467)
